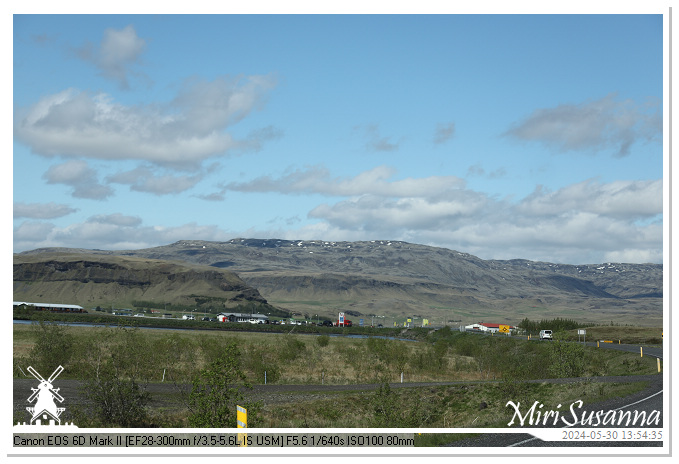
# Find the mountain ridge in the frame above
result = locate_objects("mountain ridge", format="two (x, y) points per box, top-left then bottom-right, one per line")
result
(17, 238), (662, 326)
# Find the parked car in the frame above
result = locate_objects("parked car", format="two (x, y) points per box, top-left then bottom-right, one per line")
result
(539, 330), (553, 340)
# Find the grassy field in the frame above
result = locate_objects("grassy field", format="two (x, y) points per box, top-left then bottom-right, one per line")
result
(560, 326), (664, 345)
(13, 322), (662, 428)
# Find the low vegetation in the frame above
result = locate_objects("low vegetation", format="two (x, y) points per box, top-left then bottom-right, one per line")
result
(13, 318), (661, 428)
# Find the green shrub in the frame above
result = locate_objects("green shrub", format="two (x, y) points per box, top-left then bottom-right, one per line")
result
(280, 336), (306, 361)
(547, 340), (585, 378)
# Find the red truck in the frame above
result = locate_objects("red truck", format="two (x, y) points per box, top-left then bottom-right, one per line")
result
(335, 318), (352, 327)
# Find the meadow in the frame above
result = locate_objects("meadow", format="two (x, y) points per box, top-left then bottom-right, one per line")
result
(13, 320), (661, 429)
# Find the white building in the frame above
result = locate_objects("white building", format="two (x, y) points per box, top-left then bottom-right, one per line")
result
(14, 302), (85, 313)
(217, 312), (269, 323)
(462, 322), (515, 333)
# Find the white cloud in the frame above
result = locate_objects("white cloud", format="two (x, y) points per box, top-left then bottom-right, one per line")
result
(220, 165), (662, 263)
(42, 160), (114, 200)
(433, 122), (455, 145)
(14, 74), (277, 170)
(355, 124), (401, 152)
(224, 165), (466, 197)
(505, 94), (662, 157)
(603, 249), (662, 264)
(13, 217), (232, 252)
(86, 213), (142, 227)
(14, 202), (77, 219)
(171, 75), (276, 137)
(14, 160), (662, 264)
(294, 174), (662, 264)
(309, 193), (489, 231)
(13, 221), (56, 243)
(107, 166), (203, 195)
(517, 179), (662, 218)
(77, 25), (146, 89)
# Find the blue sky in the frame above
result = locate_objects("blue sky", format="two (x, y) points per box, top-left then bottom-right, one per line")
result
(12, 8), (668, 264)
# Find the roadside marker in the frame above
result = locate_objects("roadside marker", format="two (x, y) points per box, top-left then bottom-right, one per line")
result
(237, 405), (247, 447)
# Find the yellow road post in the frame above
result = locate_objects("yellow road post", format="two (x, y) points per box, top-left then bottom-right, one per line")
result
(237, 405), (247, 447)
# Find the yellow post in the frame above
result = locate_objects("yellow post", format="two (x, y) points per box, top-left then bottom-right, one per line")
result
(237, 405), (247, 447)
(657, 358), (661, 373)
(597, 341), (599, 348)
(640, 347), (643, 358)
(619, 340), (621, 344)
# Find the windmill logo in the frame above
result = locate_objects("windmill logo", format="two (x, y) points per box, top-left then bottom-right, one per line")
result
(15, 365), (76, 427)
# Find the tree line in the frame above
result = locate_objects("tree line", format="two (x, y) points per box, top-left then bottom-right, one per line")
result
(517, 317), (588, 333)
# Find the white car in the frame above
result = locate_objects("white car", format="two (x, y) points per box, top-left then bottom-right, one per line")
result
(539, 330), (553, 340)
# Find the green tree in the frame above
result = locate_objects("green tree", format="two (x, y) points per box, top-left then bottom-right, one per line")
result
(187, 342), (259, 427)
(28, 320), (74, 374)
(79, 327), (151, 427)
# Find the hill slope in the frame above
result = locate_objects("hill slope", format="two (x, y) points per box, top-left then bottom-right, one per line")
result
(13, 252), (272, 313)
(17, 239), (662, 326)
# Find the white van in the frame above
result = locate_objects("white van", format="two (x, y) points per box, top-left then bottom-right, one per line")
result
(539, 330), (553, 340)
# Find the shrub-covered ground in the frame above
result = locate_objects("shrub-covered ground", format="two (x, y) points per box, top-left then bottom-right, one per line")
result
(13, 321), (660, 428)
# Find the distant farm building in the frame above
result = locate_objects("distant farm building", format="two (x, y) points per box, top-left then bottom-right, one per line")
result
(463, 322), (516, 333)
(13, 302), (86, 313)
(217, 312), (269, 323)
